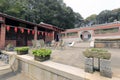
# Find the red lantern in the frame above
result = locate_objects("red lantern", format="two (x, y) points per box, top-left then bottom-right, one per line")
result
(6, 25), (10, 31)
(28, 29), (30, 34)
(42, 32), (44, 35)
(21, 28), (24, 33)
(48, 33), (50, 36)
(45, 32), (48, 36)
(38, 31), (40, 35)
(14, 27), (18, 32)
(32, 30), (35, 35)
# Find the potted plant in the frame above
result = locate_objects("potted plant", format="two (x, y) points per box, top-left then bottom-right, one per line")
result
(83, 49), (94, 73)
(5, 44), (14, 51)
(99, 51), (112, 78)
(14, 47), (29, 55)
(83, 48), (112, 78)
(32, 48), (52, 62)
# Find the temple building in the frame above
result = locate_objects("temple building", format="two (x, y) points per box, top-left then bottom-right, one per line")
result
(0, 13), (64, 49)
(62, 22), (120, 48)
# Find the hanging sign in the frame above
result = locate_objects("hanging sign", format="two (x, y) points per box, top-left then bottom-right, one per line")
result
(38, 31), (40, 35)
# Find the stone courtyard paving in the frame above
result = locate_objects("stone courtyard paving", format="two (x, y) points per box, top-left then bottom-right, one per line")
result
(51, 47), (120, 78)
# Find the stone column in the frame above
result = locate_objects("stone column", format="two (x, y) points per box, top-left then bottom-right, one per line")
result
(0, 24), (6, 49)
(34, 26), (37, 40)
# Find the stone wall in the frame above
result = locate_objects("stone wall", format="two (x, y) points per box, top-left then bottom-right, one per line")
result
(1, 51), (86, 80)
(94, 41), (120, 48)
(17, 55), (85, 80)
(1, 51), (118, 79)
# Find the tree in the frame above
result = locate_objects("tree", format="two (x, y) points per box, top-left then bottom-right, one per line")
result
(0, 0), (84, 29)
(0, 0), (25, 18)
(96, 10), (114, 24)
(74, 12), (83, 28)
(112, 8), (120, 21)
(85, 14), (97, 26)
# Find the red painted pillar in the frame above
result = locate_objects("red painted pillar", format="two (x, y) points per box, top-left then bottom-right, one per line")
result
(0, 24), (6, 49)
(34, 26), (37, 40)
(52, 31), (55, 40)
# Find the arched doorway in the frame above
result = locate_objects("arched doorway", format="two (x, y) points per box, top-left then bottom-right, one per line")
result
(80, 31), (91, 41)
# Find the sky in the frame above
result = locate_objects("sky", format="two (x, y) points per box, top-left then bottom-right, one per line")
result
(63, 0), (120, 19)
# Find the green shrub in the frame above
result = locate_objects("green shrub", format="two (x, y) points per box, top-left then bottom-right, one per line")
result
(14, 47), (29, 52)
(83, 49), (93, 58)
(99, 52), (111, 60)
(32, 48), (52, 57)
(83, 48), (111, 60)
(91, 48), (108, 52)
